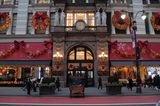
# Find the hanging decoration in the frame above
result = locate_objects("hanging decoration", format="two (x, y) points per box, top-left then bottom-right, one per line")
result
(112, 11), (130, 30)
(24, 40), (52, 58)
(150, 12), (160, 31)
(0, 40), (24, 58)
(0, 12), (11, 32)
(0, 40), (52, 58)
(98, 64), (106, 71)
(86, 63), (93, 70)
(32, 12), (49, 30)
(53, 65), (63, 71)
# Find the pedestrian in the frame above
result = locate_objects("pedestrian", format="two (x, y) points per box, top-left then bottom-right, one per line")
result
(26, 77), (32, 95)
(127, 77), (133, 91)
(32, 80), (37, 92)
(55, 77), (60, 91)
(98, 77), (102, 89)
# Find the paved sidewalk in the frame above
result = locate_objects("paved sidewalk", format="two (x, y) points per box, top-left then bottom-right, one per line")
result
(0, 86), (159, 97)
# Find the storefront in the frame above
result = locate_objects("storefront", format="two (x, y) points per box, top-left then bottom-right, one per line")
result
(109, 41), (160, 84)
(0, 41), (52, 86)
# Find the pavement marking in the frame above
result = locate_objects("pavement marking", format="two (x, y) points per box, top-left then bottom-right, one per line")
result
(0, 102), (157, 106)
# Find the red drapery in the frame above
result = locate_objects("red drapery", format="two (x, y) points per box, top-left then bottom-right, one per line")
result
(0, 42), (52, 60)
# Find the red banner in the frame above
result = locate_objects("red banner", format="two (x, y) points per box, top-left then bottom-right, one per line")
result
(110, 42), (160, 60)
(0, 42), (52, 60)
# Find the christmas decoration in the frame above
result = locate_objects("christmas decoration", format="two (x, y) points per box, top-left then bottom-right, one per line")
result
(32, 12), (49, 30)
(0, 12), (11, 32)
(151, 12), (160, 31)
(112, 11), (130, 30)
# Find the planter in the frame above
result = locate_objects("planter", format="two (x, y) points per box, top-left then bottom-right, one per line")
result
(106, 84), (122, 95)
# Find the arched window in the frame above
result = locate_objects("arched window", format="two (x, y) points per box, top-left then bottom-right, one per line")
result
(68, 46), (93, 60)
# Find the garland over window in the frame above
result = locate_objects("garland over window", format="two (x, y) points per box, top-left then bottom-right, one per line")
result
(32, 12), (49, 30)
(0, 12), (11, 32)
(112, 11), (130, 30)
(151, 12), (160, 31)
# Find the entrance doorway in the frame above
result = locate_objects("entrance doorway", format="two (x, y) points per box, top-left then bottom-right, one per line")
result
(67, 46), (94, 87)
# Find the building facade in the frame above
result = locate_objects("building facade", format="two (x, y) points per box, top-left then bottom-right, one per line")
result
(0, 0), (160, 87)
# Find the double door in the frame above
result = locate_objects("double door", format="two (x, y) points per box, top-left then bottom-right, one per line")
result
(67, 61), (94, 87)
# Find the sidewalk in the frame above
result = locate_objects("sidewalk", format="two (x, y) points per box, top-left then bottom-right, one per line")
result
(0, 86), (159, 97)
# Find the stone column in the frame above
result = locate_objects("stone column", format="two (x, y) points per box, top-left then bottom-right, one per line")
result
(7, 11), (12, 35)
(15, 0), (29, 35)
(132, 0), (146, 34)
(111, 10), (115, 34)
(148, 12), (155, 34)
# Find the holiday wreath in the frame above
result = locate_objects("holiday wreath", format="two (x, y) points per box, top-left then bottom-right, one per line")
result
(0, 12), (11, 32)
(151, 12), (160, 31)
(112, 11), (130, 30)
(32, 12), (49, 30)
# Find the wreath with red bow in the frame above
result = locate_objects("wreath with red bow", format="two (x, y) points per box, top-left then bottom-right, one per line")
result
(112, 11), (130, 30)
(0, 12), (11, 32)
(32, 12), (49, 30)
(151, 13), (160, 31)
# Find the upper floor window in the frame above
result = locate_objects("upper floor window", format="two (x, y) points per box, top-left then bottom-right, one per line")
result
(66, 13), (95, 31)
(37, 0), (49, 3)
(29, 0), (51, 4)
(0, 0), (13, 5)
(150, 0), (160, 4)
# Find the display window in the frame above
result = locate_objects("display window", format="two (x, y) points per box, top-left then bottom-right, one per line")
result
(0, 65), (51, 86)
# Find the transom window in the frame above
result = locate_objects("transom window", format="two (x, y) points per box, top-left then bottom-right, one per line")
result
(68, 46), (93, 60)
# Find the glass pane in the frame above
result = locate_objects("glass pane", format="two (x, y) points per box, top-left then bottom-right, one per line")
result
(76, 47), (85, 60)
(3, 0), (12, 4)
(86, 50), (93, 60)
(75, 13), (87, 23)
(68, 50), (75, 60)
(88, 13), (95, 26)
(88, 71), (93, 78)
(37, 0), (49, 3)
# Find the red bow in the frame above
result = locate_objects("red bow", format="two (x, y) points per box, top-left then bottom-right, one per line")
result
(14, 40), (25, 50)
(44, 40), (52, 49)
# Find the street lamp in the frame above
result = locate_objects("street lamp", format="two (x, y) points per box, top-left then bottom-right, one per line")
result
(121, 10), (146, 93)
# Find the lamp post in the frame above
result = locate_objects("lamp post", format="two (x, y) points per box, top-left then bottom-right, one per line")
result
(121, 10), (146, 93)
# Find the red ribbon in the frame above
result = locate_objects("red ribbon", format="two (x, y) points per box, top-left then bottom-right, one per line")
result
(44, 40), (52, 49)
(14, 40), (25, 50)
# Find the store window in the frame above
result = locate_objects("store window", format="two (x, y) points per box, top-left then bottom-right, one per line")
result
(146, 67), (160, 79)
(66, 13), (95, 31)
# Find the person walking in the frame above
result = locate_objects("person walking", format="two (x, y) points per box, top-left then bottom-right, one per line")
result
(128, 77), (133, 91)
(98, 77), (102, 89)
(26, 77), (32, 95)
(55, 77), (60, 91)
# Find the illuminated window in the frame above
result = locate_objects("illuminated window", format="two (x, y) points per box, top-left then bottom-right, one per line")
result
(2, 0), (12, 4)
(86, 50), (93, 60)
(68, 50), (75, 60)
(76, 47), (85, 60)
(37, 0), (49, 3)
(68, 46), (93, 61)
(66, 13), (95, 27)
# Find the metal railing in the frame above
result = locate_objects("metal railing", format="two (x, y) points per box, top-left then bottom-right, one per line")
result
(65, 26), (96, 32)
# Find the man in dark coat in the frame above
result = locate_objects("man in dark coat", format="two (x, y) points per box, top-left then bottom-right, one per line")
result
(26, 77), (32, 95)
(98, 77), (102, 89)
